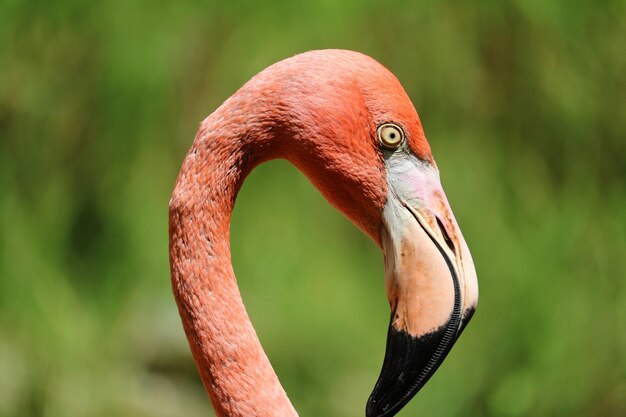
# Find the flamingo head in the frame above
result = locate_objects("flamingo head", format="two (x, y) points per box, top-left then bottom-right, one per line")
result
(246, 50), (479, 417)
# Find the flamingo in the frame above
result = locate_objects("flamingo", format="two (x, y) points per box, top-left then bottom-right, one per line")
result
(169, 49), (478, 417)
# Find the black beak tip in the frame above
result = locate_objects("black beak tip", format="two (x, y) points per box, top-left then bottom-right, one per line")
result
(365, 400), (386, 417)
(365, 396), (403, 417)
(366, 320), (463, 417)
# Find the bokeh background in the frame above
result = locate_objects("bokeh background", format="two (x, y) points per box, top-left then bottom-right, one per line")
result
(1, 1), (625, 416)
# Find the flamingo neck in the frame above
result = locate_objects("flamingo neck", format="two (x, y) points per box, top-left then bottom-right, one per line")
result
(168, 102), (297, 417)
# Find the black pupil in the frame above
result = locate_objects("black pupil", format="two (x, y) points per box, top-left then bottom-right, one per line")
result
(389, 132), (396, 139)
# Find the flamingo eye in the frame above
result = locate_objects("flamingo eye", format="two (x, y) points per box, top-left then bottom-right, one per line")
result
(377, 123), (405, 149)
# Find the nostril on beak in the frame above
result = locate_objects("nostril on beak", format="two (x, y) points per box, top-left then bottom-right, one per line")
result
(436, 217), (455, 254)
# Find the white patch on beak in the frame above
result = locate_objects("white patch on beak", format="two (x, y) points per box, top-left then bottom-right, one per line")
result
(381, 151), (478, 336)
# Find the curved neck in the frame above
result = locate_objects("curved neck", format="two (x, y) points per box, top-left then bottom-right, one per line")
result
(168, 102), (297, 416)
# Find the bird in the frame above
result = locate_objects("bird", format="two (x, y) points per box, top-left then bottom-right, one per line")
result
(169, 49), (478, 417)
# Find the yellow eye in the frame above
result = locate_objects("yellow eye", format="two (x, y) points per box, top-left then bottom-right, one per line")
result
(377, 123), (405, 149)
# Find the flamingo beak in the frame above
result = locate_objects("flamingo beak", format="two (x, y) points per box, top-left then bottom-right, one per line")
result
(366, 159), (478, 417)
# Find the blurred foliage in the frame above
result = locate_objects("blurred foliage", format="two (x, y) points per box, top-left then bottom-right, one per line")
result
(1, 0), (625, 416)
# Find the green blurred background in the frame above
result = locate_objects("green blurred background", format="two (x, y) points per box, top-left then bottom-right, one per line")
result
(1, 1), (625, 416)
